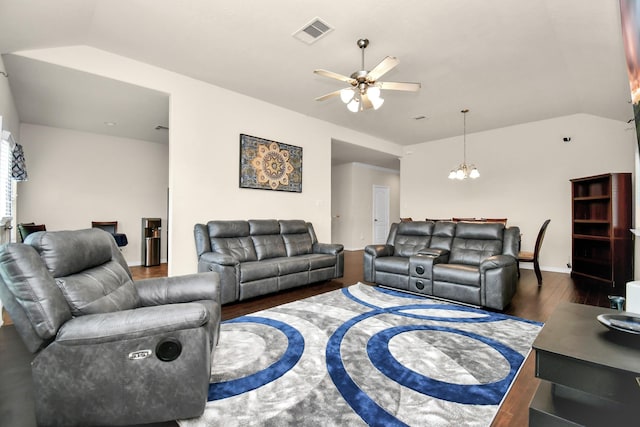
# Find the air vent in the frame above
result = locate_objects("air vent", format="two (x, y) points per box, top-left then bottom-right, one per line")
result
(293, 17), (333, 44)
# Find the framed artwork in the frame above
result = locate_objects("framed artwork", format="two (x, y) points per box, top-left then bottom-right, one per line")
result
(239, 134), (303, 192)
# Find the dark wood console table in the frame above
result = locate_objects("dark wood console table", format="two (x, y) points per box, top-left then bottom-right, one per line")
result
(529, 302), (640, 426)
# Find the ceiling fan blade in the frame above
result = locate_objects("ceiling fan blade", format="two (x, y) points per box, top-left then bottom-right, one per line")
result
(379, 81), (422, 92)
(314, 69), (356, 85)
(315, 90), (343, 102)
(367, 56), (399, 81)
(360, 93), (374, 110)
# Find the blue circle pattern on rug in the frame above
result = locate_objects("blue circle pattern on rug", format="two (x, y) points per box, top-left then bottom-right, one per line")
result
(325, 287), (528, 426)
(206, 286), (539, 426)
(367, 325), (522, 404)
(208, 316), (305, 401)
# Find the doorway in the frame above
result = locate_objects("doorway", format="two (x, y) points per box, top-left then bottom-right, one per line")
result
(372, 185), (390, 244)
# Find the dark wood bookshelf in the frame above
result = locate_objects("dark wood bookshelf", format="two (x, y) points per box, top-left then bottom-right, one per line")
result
(570, 173), (633, 294)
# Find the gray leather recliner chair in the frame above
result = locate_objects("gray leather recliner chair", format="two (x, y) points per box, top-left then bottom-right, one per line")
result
(0, 228), (221, 426)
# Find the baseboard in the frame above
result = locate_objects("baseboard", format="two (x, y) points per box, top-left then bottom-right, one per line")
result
(520, 264), (571, 274)
(127, 258), (167, 267)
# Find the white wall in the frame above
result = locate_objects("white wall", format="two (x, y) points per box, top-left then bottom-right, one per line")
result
(0, 55), (21, 327)
(13, 47), (638, 277)
(17, 46), (400, 275)
(17, 124), (169, 265)
(0, 56), (20, 141)
(332, 162), (400, 249)
(401, 114), (636, 272)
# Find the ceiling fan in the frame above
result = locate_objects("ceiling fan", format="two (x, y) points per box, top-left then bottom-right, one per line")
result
(314, 38), (421, 112)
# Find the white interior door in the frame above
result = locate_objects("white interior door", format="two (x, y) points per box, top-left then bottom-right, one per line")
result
(373, 185), (390, 244)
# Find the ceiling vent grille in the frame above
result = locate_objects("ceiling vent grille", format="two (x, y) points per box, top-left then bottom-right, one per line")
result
(293, 17), (333, 44)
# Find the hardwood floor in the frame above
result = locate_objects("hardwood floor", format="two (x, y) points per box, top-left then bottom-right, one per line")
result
(1, 251), (610, 426)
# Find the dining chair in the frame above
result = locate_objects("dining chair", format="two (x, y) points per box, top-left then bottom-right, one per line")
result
(17, 222), (46, 242)
(482, 218), (508, 225)
(452, 217), (477, 222)
(518, 219), (551, 285)
(92, 221), (128, 247)
(91, 220), (118, 234)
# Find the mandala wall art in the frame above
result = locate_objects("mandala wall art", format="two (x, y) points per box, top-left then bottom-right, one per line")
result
(239, 134), (303, 192)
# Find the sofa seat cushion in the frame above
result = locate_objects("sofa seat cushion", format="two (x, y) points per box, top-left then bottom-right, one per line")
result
(374, 256), (410, 275)
(273, 257), (310, 275)
(433, 263), (480, 287)
(305, 254), (336, 270)
(240, 261), (279, 283)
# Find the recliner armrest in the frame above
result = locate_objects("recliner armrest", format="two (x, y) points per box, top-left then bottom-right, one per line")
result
(364, 244), (394, 257)
(313, 242), (344, 255)
(418, 248), (449, 258)
(55, 303), (209, 345)
(480, 255), (516, 273)
(199, 251), (237, 266)
(135, 272), (220, 306)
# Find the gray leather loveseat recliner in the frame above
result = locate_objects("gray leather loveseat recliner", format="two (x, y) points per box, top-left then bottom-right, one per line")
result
(0, 228), (221, 427)
(364, 221), (520, 310)
(194, 219), (344, 304)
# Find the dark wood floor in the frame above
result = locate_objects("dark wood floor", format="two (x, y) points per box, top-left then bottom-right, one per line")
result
(0, 251), (611, 427)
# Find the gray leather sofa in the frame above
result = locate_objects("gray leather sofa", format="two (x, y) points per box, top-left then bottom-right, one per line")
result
(364, 221), (520, 310)
(194, 219), (344, 304)
(0, 228), (221, 426)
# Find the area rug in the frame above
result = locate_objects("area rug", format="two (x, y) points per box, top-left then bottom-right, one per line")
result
(178, 283), (542, 426)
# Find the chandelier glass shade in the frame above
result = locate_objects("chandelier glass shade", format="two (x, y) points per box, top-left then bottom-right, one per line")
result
(341, 85), (384, 113)
(448, 109), (480, 180)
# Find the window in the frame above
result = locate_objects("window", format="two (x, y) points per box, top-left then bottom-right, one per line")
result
(0, 135), (12, 217)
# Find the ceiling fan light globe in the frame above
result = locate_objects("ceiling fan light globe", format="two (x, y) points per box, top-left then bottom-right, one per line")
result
(469, 167), (480, 179)
(347, 98), (360, 113)
(372, 97), (384, 110)
(448, 170), (457, 179)
(456, 168), (465, 180)
(367, 86), (381, 100)
(340, 88), (354, 104)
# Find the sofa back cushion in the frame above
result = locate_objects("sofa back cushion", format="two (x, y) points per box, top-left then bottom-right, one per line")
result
(249, 219), (287, 260)
(430, 221), (456, 250)
(280, 220), (312, 256)
(0, 243), (72, 353)
(210, 237), (257, 262)
(25, 229), (141, 316)
(449, 222), (504, 266)
(393, 221), (434, 257)
(26, 228), (114, 278)
(208, 221), (257, 262)
(208, 220), (250, 238)
(55, 260), (139, 316)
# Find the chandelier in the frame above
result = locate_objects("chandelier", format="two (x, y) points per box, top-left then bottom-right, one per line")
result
(448, 109), (480, 180)
(340, 84), (383, 112)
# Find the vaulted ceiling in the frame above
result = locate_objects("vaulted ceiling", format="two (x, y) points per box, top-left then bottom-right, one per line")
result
(0, 0), (634, 164)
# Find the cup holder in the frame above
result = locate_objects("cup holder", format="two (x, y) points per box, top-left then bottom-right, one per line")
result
(415, 265), (425, 275)
(156, 338), (182, 362)
(416, 280), (424, 290)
